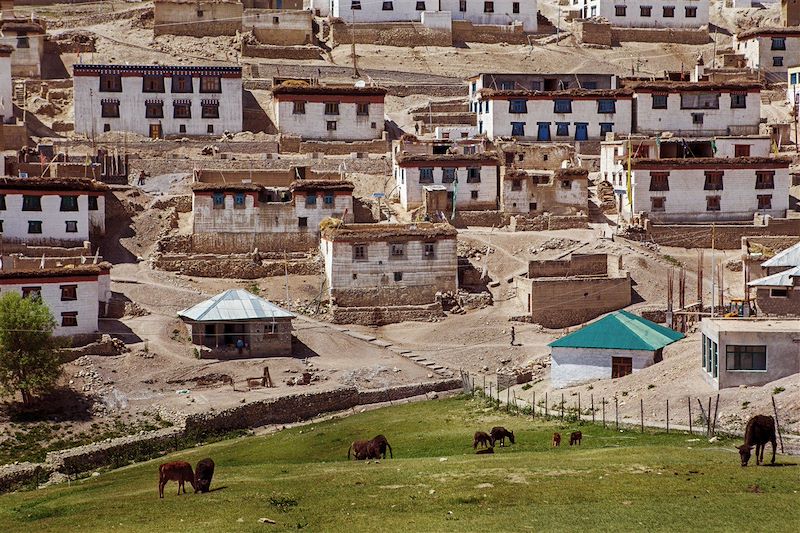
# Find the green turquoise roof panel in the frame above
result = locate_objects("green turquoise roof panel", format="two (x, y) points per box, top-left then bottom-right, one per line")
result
(548, 310), (684, 351)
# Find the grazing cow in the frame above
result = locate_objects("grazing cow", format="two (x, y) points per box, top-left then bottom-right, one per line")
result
(370, 434), (393, 459)
(738, 415), (777, 467)
(194, 458), (215, 493)
(348, 440), (372, 460)
(569, 431), (583, 446)
(348, 435), (393, 460)
(490, 426), (515, 447)
(473, 431), (494, 449)
(158, 461), (195, 498)
(476, 446), (495, 455)
(552, 432), (561, 447)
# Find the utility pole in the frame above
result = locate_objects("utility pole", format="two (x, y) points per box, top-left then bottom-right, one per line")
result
(710, 224), (715, 318)
(350, 11), (360, 79)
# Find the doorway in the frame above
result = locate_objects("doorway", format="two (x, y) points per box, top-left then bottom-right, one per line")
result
(149, 124), (162, 139)
(611, 356), (633, 379)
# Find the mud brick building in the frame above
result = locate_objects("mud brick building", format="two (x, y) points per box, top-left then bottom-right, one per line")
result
(501, 167), (588, 215)
(577, 0), (709, 28)
(0, 18), (45, 77)
(747, 241), (800, 316)
(154, 0), (243, 37)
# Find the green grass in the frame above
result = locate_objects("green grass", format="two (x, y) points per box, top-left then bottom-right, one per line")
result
(1, 396), (798, 532)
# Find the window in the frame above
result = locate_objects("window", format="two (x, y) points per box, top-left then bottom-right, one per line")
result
(213, 192), (224, 208)
(560, 180), (571, 190)
(685, 6), (697, 17)
(201, 102), (220, 119)
(273, 16), (280, 24)
(145, 101), (164, 118)
(651, 197), (666, 211)
(467, 168), (481, 183)
(22, 287), (41, 299)
(382, 1), (393, 9)
(61, 285), (78, 301)
(512, 2), (519, 13)
(324, 102), (339, 115)
(459, 0), (466, 11)
(615, 5), (626, 16)
(101, 100), (120, 118)
(681, 93), (719, 109)
(529, 202), (537, 211)
(172, 75), (193, 93)
(61, 312), (78, 328)
(792, 73), (799, 85)
(511, 122), (525, 136)
(599, 123), (614, 136)
(597, 99), (616, 114)
(58, 195), (79, 212)
(773, 56), (784, 67)
(416, 1), (425, 9)
(323, 194), (334, 206)
(390, 243), (404, 258)
(701, 334), (707, 368)
(198, 76), (221, 93)
(442, 168), (456, 183)
(554, 99), (572, 113)
(470, 190), (479, 199)
(357, 103), (370, 116)
(306, 194), (317, 205)
(419, 168), (434, 184)
(772, 37), (786, 51)
(726, 345), (766, 371)
(663, 6), (675, 17)
(16, 35), (29, 48)
(484, 1), (494, 13)
(208, 125), (214, 134)
(351, 0), (361, 8)
(179, 125), (186, 133)
(756, 171), (775, 189)
(511, 180), (522, 191)
(173, 102), (191, 119)
(730, 93), (747, 109)
(757, 194), (772, 210)
(99, 74), (122, 92)
(293, 101), (306, 114)
(22, 195), (41, 211)
(509, 99), (527, 113)
(353, 244), (367, 261)
(734, 144), (751, 157)
(394, 272), (403, 282)
(88, 196), (99, 211)
(770, 288), (788, 298)
(423, 243), (435, 258)
(652, 94), (668, 109)
(28, 220), (42, 234)
(704, 171), (724, 191)
(640, 6), (652, 16)
(234, 192), (246, 207)
(554, 122), (569, 137)
(298, 217), (308, 227)
(706, 196), (720, 211)
(197, 9), (204, 16)
(0, 195), (4, 210)
(142, 75), (165, 93)
(649, 172), (670, 191)
(692, 113), (704, 125)
(326, 121), (337, 131)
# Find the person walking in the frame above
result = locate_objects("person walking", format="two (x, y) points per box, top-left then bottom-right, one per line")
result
(236, 338), (244, 355)
(510, 326), (516, 346)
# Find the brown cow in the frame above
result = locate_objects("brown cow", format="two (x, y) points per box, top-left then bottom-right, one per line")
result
(348, 435), (393, 460)
(552, 432), (561, 447)
(348, 440), (372, 460)
(738, 415), (777, 466)
(490, 426), (515, 447)
(473, 431), (494, 449)
(158, 461), (195, 498)
(369, 434), (393, 459)
(194, 458), (215, 493)
(569, 431), (583, 446)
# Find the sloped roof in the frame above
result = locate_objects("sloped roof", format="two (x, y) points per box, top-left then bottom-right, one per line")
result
(548, 310), (684, 351)
(178, 289), (295, 322)
(761, 241), (800, 269)
(748, 266), (800, 289)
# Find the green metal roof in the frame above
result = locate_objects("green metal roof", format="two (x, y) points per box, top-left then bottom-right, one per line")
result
(548, 310), (684, 351)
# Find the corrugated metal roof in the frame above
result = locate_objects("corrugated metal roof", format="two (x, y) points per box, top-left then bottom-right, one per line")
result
(548, 310), (684, 351)
(177, 289), (295, 322)
(761, 241), (800, 268)
(748, 266), (800, 288)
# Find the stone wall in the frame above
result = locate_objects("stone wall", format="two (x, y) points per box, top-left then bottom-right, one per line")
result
(0, 462), (52, 493)
(331, 286), (441, 307)
(329, 20), (452, 47)
(453, 210), (505, 228)
(242, 43), (322, 60)
(639, 219), (800, 250)
(451, 20), (530, 44)
(153, 253), (321, 279)
(577, 20), (612, 47)
(160, 232), (321, 254)
(291, 139), (390, 155)
(508, 213), (588, 231)
(611, 26), (709, 45)
(330, 302), (444, 325)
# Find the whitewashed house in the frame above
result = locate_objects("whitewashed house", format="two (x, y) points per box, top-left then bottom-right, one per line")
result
(788, 66), (800, 107)
(476, 88), (634, 141)
(620, 156), (792, 223)
(272, 83), (386, 141)
(735, 27), (800, 82)
(0, 18), (45, 78)
(0, 43), (11, 124)
(0, 178), (107, 246)
(330, 0), (538, 32)
(631, 81), (762, 137)
(73, 64), (243, 138)
(577, 0), (709, 28)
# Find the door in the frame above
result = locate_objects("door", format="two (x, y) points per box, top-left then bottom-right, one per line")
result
(611, 356), (633, 379)
(734, 144), (750, 157)
(575, 123), (589, 141)
(149, 124), (162, 139)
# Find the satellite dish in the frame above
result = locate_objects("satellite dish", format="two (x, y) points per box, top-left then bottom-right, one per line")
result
(354, 80), (366, 88)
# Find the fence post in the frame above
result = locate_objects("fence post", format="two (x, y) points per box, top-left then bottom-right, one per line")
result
(545, 392), (548, 418)
(615, 396), (619, 430)
(532, 391), (535, 420)
(666, 399), (669, 434)
(591, 394), (595, 424)
(471, 376), (475, 397)
(602, 397), (606, 428)
(640, 398), (644, 433)
(489, 382), (493, 404)
(706, 396), (712, 438)
(688, 396), (692, 435)
(483, 374), (486, 396)
(577, 393), (581, 420)
(507, 388), (511, 412)
(711, 394), (720, 437)
(561, 393), (565, 421)
(772, 395), (785, 454)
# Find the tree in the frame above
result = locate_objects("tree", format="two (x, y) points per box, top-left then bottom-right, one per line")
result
(0, 292), (62, 405)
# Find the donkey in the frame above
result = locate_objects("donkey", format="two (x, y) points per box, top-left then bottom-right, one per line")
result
(738, 415), (777, 466)
(490, 426), (515, 447)
(473, 431), (494, 449)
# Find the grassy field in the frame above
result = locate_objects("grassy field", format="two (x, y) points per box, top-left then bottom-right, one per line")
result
(1, 396), (798, 532)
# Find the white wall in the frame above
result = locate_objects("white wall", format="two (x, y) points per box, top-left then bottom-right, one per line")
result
(0, 52), (11, 123)
(396, 163), (498, 210)
(73, 66), (243, 137)
(0, 29), (44, 77)
(734, 34), (800, 82)
(551, 346), (656, 389)
(634, 90), (761, 136)
(275, 98), (384, 140)
(579, 0), (709, 27)
(0, 191), (105, 244)
(435, 125), (478, 139)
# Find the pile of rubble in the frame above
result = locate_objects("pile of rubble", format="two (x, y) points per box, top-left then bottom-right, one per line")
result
(457, 241), (494, 259)
(595, 181), (617, 213)
(529, 238), (579, 255)
(496, 358), (550, 389)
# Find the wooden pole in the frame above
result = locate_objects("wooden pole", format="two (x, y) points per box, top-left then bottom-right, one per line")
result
(615, 397), (619, 430)
(772, 396), (785, 454)
(591, 394), (595, 424)
(706, 396), (712, 438)
(561, 393), (565, 421)
(688, 396), (693, 435)
(532, 391), (535, 419)
(545, 392), (549, 418)
(640, 398), (644, 433)
(471, 376), (475, 396)
(489, 382), (493, 403)
(711, 394), (720, 437)
(507, 387), (511, 412)
(666, 399), (669, 434)
(483, 374), (486, 395)
(578, 393), (581, 420)
(602, 397), (606, 428)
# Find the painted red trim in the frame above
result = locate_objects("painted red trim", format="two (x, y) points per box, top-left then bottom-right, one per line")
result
(483, 95), (634, 101)
(0, 275), (99, 285)
(398, 160), (498, 168)
(633, 88), (761, 94)
(632, 162), (790, 170)
(73, 71), (241, 79)
(0, 190), (105, 196)
(275, 95), (385, 104)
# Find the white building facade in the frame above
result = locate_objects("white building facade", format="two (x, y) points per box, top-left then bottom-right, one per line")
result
(735, 28), (800, 82)
(73, 64), (243, 138)
(578, 0), (709, 27)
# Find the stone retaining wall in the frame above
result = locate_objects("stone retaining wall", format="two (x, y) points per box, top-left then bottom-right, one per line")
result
(330, 302), (444, 325)
(242, 43), (322, 60)
(330, 20), (452, 47)
(635, 219), (800, 250)
(152, 254), (321, 279)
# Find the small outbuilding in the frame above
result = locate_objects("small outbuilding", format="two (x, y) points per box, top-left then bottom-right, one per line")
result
(549, 310), (684, 388)
(178, 289), (295, 358)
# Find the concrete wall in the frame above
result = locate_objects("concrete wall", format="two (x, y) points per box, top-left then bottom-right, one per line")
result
(274, 97), (385, 141)
(754, 287), (800, 316)
(0, 191), (105, 245)
(154, 1), (243, 36)
(396, 163), (499, 211)
(551, 346), (656, 388)
(243, 9), (313, 45)
(579, 0), (709, 28)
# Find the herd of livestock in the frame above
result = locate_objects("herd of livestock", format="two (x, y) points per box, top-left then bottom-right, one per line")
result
(155, 415), (780, 497)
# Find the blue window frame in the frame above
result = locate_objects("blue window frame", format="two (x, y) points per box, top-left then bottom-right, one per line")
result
(442, 168), (456, 183)
(792, 73), (798, 85)
(511, 121), (525, 136)
(419, 168), (434, 183)
(555, 122), (569, 136)
(306, 194), (317, 205)
(553, 99), (572, 113)
(234, 192), (245, 206)
(597, 99), (616, 113)
(772, 37), (786, 50)
(509, 99), (527, 113)
(599, 122), (614, 136)
(212, 192), (224, 207)
(574, 122), (588, 141)
(323, 194), (334, 205)
(537, 122), (551, 141)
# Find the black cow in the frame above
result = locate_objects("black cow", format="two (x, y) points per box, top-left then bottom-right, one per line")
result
(194, 458), (215, 493)
(738, 415), (777, 466)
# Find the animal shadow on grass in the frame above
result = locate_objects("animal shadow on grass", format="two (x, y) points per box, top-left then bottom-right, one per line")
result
(7, 388), (94, 423)
(207, 486), (228, 492)
(762, 462), (798, 468)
